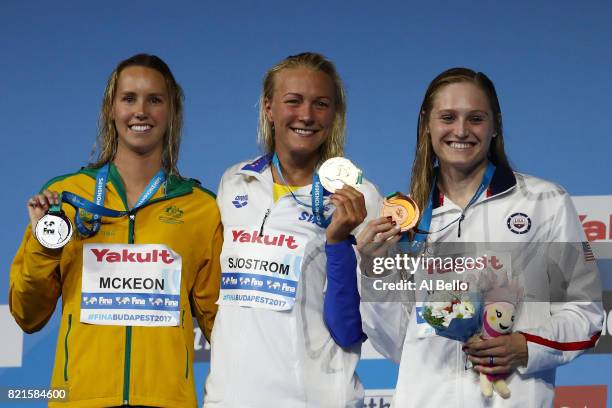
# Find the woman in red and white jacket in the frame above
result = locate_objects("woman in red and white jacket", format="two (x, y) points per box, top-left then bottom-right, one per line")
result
(358, 67), (603, 407)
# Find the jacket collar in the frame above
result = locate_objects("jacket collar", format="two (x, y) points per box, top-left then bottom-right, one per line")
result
(79, 163), (196, 208)
(488, 164), (516, 196)
(240, 153), (273, 173)
(432, 164), (516, 209)
(237, 154), (332, 197)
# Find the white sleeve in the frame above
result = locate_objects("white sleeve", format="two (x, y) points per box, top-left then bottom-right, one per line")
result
(352, 179), (384, 236)
(359, 271), (412, 364)
(517, 192), (603, 375)
(216, 167), (231, 208)
(353, 180), (412, 363)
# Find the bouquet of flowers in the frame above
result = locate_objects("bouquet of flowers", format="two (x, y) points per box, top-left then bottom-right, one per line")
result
(422, 292), (482, 342)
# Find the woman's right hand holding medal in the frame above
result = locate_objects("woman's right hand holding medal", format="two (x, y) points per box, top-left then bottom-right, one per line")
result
(357, 191), (421, 259)
(357, 193), (421, 277)
(357, 217), (402, 256)
(356, 217), (401, 277)
(27, 190), (60, 232)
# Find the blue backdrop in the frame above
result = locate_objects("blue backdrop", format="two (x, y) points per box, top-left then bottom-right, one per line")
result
(1, 1), (611, 406)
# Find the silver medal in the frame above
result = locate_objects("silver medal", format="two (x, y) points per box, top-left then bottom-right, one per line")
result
(318, 157), (363, 193)
(35, 212), (73, 249)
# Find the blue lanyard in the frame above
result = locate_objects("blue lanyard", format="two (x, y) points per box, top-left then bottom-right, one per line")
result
(62, 163), (166, 237)
(272, 153), (331, 228)
(412, 162), (496, 242)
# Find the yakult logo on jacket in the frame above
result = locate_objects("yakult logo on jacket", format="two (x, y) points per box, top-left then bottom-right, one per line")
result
(507, 212), (531, 234)
(232, 194), (248, 208)
(232, 230), (298, 249)
(91, 248), (175, 264)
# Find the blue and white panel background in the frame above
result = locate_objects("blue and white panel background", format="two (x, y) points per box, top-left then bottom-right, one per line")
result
(1, 1), (612, 407)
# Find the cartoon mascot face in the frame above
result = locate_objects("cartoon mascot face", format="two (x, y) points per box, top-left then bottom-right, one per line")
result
(484, 301), (515, 334)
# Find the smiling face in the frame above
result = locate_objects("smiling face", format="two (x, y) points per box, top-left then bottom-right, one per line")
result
(427, 82), (495, 173)
(484, 302), (515, 334)
(112, 66), (169, 157)
(264, 67), (336, 162)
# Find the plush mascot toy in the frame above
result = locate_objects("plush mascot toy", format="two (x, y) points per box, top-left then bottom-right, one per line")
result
(480, 300), (515, 398)
(475, 273), (523, 399)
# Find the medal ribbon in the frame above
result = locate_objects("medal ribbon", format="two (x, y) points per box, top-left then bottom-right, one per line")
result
(411, 161), (496, 242)
(272, 153), (331, 228)
(48, 201), (63, 214)
(61, 163), (166, 236)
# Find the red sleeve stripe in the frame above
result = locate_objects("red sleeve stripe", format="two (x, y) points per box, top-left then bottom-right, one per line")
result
(519, 331), (601, 351)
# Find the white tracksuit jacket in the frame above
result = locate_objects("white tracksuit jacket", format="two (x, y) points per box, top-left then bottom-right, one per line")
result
(204, 155), (382, 408)
(361, 167), (603, 408)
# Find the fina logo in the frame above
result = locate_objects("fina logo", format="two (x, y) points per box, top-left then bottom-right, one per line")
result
(232, 194), (248, 208)
(507, 212), (531, 234)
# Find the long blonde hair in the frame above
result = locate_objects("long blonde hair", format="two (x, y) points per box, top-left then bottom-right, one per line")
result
(257, 52), (346, 163)
(90, 54), (184, 175)
(410, 67), (512, 217)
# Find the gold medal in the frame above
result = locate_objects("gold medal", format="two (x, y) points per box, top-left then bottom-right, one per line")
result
(318, 157), (362, 193)
(381, 192), (420, 232)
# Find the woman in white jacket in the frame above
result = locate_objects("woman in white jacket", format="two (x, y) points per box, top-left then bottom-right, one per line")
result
(358, 67), (603, 407)
(204, 52), (382, 407)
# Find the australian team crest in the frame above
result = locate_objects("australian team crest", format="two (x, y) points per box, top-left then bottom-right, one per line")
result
(507, 212), (531, 234)
(159, 205), (184, 224)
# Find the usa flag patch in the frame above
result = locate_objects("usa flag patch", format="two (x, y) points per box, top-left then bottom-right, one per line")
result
(582, 241), (595, 262)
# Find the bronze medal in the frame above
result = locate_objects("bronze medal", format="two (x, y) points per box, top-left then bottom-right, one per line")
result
(381, 192), (420, 232)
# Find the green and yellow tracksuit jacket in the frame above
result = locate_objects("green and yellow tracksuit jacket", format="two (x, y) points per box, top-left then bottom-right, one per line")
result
(9, 164), (222, 407)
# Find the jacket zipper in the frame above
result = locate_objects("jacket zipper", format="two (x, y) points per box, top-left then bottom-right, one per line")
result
(123, 212), (136, 405)
(457, 214), (465, 238)
(64, 314), (72, 381)
(454, 181), (518, 238)
(103, 176), (195, 405)
(259, 186), (293, 236)
(259, 208), (271, 236)
(182, 310), (189, 379)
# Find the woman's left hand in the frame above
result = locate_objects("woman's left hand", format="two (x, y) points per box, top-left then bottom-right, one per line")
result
(326, 185), (367, 244)
(464, 333), (529, 375)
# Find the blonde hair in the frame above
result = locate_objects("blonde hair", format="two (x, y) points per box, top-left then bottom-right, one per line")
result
(410, 67), (512, 218)
(90, 54), (184, 176)
(257, 52), (346, 163)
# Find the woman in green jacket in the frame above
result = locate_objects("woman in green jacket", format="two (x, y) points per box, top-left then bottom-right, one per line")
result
(10, 53), (222, 407)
